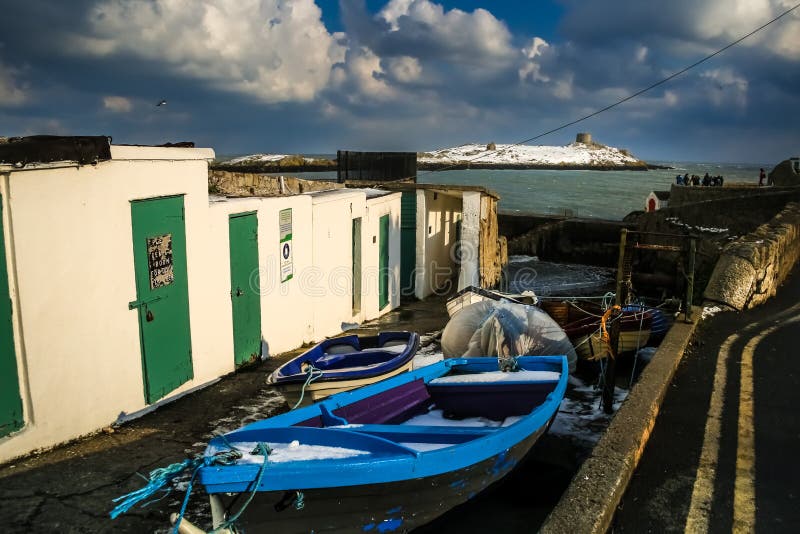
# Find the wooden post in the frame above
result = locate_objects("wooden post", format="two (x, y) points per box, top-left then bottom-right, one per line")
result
(685, 237), (696, 323)
(603, 229), (629, 414)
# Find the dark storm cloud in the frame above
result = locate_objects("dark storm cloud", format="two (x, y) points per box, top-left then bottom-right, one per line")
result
(0, 1), (797, 162)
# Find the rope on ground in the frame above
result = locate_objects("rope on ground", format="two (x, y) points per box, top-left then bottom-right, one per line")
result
(110, 435), (273, 534)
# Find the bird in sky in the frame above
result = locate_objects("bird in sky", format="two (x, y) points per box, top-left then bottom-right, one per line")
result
(156, 99), (167, 107)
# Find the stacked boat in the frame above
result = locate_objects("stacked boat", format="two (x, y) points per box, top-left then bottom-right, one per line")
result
(267, 332), (420, 407)
(541, 300), (665, 360)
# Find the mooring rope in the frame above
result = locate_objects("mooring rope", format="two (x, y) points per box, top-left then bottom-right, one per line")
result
(292, 363), (324, 410)
(110, 437), (272, 534)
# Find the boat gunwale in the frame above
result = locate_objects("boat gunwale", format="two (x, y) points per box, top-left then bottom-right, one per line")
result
(267, 331), (420, 384)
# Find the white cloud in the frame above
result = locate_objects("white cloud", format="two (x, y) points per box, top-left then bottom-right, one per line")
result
(377, 0), (514, 64)
(77, 0), (345, 103)
(701, 67), (748, 108)
(102, 95), (132, 113)
(519, 37), (550, 82)
(0, 62), (28, 106)
(635, 45), (648, 63)
(664, 90), (678, 107)
(385, 55), (421, 83)
(553, 74), (574, 100)
(331, 46), (395, 102)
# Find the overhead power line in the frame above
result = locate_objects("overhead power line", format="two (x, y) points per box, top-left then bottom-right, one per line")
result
(421, 1), (800, 174)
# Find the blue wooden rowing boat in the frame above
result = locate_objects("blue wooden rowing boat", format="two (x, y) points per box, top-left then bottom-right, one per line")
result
(173, 355), (567, 533)
(267, 331), (421, 406)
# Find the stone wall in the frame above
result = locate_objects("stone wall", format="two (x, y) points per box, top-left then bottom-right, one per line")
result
(505, 217), (633, 267)
(479, 196), (506, 288)
(208, 169), (342, 196)
(668, 183), (800, 208)
(704, 202), (800, 310)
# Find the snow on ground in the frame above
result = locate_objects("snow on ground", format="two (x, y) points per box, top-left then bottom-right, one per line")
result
(549, 377), (628, 447)
(223, 154), (291, 165)
(665, 217), (729, 234)
(418, 142), (641, 167)
(702, 305), (725, 320)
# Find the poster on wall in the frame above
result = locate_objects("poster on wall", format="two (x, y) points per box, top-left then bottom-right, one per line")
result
(147, 233), (174, 289)
(279, 208), (293, 282)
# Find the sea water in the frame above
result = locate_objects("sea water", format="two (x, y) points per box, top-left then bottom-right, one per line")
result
(262, 161), (767, 220)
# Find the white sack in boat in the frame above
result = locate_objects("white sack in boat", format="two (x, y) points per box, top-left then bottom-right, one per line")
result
(441, 300), (577, 372)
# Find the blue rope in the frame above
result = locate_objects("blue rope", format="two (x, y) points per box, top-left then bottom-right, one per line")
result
(110, 458), (199, 519)
(110, 441), (243, 525)
(216, 442), (271, 530)
(171, 462), (205, 534)
(292, 364), (324, 410)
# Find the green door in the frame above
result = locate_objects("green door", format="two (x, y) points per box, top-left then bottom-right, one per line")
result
(352, 217), (362, 314)
(0, 196), (23, 437)
(379, 214), (390, 310)
(229, 212), (261, 367)
(400, 192), (416, 296)
(130, 196), (193, 404)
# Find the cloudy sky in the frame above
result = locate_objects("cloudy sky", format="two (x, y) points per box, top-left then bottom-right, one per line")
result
(1, 0), (799, 162)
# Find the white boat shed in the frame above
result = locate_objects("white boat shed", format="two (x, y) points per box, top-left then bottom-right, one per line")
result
(0, 137), (401, 463)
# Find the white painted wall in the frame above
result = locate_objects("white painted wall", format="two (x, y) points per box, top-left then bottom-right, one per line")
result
(310, 189), (366, 339)
(415, 190), (462, 299)
(0, 149), (220, 464)
(205, 194), (315, 359)
(0, 149), (404, 464)
(645, 192), (667, 211)
(362, 192), (402, 320)
(458, 191), (481, 291)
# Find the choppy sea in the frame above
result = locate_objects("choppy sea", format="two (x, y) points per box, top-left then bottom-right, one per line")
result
(258, 160), (768, 220)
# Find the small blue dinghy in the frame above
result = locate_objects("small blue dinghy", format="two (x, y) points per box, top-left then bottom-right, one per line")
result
(162, 355), (567, 533)
(267, 331), (420, 407)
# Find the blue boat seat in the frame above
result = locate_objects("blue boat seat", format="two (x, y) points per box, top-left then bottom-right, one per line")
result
(324, 343), (358, 355)
(344, 424), (497, 444)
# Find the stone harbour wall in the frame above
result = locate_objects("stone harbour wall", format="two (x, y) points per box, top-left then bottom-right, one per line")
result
(208, 169), (342, 196)
(704, 202), (800, 310)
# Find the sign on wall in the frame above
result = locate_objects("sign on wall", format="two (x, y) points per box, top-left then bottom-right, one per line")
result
(147, 233), (174, 289)
(279, 208), (293, 283)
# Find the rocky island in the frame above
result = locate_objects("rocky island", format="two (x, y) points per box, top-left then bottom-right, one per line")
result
(418, 134), (648, 171)
(213, 133), (654, 173)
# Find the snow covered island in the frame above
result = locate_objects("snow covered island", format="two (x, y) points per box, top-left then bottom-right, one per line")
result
(213, 134), (652, 173)
(418, 137), (648, 171)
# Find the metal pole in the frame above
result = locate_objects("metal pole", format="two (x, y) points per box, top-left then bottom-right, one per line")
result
(685, 237), (696, 323)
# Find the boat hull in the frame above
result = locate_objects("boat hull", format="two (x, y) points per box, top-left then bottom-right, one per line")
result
(209, 424), (548, 533)
(573, 328), (651, 360)
(275, 360), (415, 407)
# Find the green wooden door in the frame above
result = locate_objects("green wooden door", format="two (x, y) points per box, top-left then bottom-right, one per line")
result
(130, 196), (193, 404)
(229, 212), (261, 367)
(0, 196), (23, 437)
(379, 214), (390, 310)
(400, 192), (416, 296)
(352, 217), (362, 314)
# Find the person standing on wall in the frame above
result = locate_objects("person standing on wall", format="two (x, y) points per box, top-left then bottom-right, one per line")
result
(759, 168), (766, 186)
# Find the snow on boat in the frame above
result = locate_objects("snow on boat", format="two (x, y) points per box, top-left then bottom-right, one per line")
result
(446, 285), (538, 317)
(181, 356), (567, 533)
(267, 331), (420, 407)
